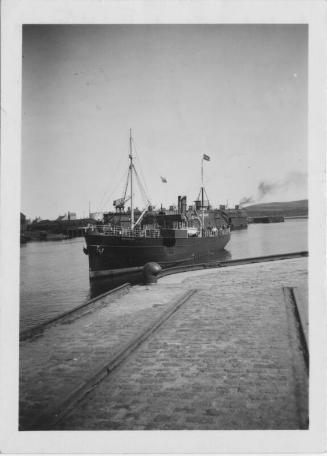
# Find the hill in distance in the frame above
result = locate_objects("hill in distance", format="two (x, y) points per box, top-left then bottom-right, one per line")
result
(244, 199), (308, 217)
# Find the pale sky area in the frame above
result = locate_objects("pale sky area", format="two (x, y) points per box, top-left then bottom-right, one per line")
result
(22, 25), (307, 220)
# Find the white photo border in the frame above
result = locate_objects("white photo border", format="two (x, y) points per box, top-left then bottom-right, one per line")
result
(1, 0), (326, 453)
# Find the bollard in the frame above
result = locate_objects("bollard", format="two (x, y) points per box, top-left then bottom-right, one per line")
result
(143, 262), (162, 285)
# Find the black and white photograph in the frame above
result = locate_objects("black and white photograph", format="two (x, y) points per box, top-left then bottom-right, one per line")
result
(0, 0), (326, 454)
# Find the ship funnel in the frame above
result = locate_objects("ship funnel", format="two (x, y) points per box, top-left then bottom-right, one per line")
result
(181, 196), (187, 214)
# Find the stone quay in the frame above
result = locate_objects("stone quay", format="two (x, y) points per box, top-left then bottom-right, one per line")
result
(19, 257), (308, 430)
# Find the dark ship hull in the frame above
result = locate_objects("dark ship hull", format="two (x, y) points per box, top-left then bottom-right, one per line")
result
(85, 231), (230, 279)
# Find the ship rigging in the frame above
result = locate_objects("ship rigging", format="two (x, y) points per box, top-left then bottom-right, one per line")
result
(112, 129), (151, 230)
(84, 130), (231, 278)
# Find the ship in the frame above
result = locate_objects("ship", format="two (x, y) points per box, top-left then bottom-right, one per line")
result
(224, 205), (248, 230)
(84, 130), (231, 279)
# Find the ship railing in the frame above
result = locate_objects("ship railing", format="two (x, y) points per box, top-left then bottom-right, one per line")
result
(90, 225), (161, 238)
(88, 224), (228, 238)
(202, 227), (230, 237)
(220, 228), (230, 236)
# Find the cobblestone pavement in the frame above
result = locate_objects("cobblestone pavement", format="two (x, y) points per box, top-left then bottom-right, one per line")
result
(19, 284), (187, 428)
(49, 257), (308, 430)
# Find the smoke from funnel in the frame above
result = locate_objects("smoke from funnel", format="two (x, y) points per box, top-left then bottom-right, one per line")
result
(257, 172), (306, 201)
(239, 171), (306, 206)
(239, 196), (255, 206)
(257, 181), (277, 199)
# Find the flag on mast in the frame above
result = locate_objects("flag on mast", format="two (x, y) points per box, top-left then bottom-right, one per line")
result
(161, 176), (167, 183)
(203, 154), (210, 161)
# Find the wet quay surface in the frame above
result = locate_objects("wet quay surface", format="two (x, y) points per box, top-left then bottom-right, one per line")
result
(20, 257), (308, 430)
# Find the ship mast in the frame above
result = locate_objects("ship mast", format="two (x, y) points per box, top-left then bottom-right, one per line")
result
(129, 128), (134, 230)
(201, 157), (205, 236)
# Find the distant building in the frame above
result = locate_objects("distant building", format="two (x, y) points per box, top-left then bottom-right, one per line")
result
(56, 212), (76, 221)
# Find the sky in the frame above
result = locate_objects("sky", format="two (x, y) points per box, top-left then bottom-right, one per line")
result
(22, 25), (307, 220)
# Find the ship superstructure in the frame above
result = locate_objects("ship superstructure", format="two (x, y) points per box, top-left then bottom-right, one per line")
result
(84, 130), (230, 278)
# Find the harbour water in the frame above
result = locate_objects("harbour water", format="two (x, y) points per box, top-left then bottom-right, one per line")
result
(20, 218), (308, 331)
